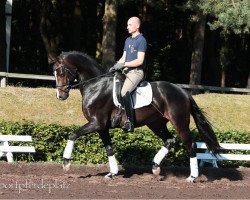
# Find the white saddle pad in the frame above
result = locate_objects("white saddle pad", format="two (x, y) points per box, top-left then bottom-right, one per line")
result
(113, 77), (153, 109)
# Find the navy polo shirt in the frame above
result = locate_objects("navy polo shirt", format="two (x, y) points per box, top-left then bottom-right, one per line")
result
(123, 34), (147, 70)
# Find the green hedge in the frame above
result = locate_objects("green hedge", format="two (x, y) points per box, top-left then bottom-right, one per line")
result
(0, 121), (249, 168)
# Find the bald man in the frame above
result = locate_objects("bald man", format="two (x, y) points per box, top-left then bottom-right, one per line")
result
(110, 16), (147, 133)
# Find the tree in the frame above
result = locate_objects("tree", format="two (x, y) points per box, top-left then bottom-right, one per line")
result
(201, 0), (250, 34)
(101, 0), (118, 69)
(4, 0), (248, 88)
(39, 0), (63, 62)
(66, 0), (83, 52)
(202, 0), (250, 88)
(0, 0), (6, 72)
(189, 13), (206, 88)
(185, 0), (250, 88)
(183, 2), (207, 89)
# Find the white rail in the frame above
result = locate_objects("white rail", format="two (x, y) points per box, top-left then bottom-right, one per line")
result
(0, 71), (250, 94)
(196, 142), (250, 168)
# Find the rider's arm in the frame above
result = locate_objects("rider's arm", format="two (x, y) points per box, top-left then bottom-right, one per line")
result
(124, 51), (145, 68)
(117, 51), (126, 64)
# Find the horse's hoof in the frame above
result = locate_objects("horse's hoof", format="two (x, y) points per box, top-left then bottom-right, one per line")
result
(152, 166), (161, 176)
(63, 161), (71, 172)
(104, 172), (116, 180)
(186, 175), (196, 183)
(152, 163), (161, 176)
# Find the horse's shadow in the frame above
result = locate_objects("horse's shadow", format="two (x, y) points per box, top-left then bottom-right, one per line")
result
(76, 167), (150, 179)
(76, 145), (244, 182)
(198, 167), (244, 181)
(160, 166), (244, 182)
(77, 166), (244, 182)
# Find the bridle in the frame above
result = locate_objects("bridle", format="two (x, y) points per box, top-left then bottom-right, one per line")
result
(54, 57), (115, 94)
(54, 59), (78, 93)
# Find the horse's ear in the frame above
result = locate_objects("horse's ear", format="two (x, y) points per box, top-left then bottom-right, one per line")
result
(48, 55), (56, 64)
(48, 54), (61, 64)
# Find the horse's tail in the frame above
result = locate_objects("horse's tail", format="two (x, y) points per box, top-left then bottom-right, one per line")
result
(189, 94), (220, 153)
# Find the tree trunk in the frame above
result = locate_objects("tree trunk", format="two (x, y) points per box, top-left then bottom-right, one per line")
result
(84, 0), (98, 56)
(219, 37), (230, 88)
(95, 1), (104, 61)
(0, 0), (6, 72)
(101, 0), (117, 69)
(189, 13), (206, 93)
(70, 0), (82, 51)
(39, 0), (62, 62)
(247, 72), (250, 88)
(221, 69), (226, 87)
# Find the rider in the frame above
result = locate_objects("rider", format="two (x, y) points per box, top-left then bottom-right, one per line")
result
(110, 16), (147, 133)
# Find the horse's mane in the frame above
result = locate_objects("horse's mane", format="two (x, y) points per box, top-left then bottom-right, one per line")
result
(58, 51), (106, 73)
(58, 51), (94, 62)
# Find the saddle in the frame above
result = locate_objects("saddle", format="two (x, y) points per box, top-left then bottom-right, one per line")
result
(112, 76), (152, 109)
(111, 74), (153, 127)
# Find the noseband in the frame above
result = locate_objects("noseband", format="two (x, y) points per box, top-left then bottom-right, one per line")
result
(54, 59), (78, 92)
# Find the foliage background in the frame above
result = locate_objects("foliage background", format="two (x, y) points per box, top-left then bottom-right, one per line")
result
(0, 0), (249, 88)
(0, 120), (249, 168)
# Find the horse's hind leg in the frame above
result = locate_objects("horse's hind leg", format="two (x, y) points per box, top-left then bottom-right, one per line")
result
(147, 119), (176, 176)
(172, 119), (198, 182)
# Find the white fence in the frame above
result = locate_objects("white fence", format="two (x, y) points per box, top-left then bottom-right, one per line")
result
(0, 72), (54, 87)
(0, 135), (36, 162)
(196, 142), (250, 168)
(1, 72), (250, 94)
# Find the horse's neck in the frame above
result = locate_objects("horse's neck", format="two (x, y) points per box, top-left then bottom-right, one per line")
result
(79, 76), (113, 100)
(78, 68), (102, 81)
(68, 52), (105, 80)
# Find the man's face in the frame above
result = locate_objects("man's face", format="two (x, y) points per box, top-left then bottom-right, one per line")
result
(127, 18), (138, 34)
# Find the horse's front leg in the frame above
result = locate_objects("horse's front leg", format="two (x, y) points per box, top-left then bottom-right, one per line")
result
(99, 130), (119, 179)
(63, 121), (100, 171)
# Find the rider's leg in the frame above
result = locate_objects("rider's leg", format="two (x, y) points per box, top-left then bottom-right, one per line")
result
(121, 69), (144, 133)
(122, 92), (134, 132)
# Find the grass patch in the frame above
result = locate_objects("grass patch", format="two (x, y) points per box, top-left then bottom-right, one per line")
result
(0, 86), (85, 126)
(0, 86), (249, 132)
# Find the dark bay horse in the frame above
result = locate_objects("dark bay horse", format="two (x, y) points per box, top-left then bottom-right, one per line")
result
(53, 51), (220, 182)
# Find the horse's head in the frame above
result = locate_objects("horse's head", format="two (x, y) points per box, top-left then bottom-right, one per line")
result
(53, 51), (106, 100)
(53, 56), (78, 100)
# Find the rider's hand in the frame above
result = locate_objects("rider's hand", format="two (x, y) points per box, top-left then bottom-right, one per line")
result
(109, 67), (115, 72)
(113, 62), (125, 70)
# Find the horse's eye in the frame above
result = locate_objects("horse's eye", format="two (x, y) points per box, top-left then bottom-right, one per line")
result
(57, 68), (65, 76)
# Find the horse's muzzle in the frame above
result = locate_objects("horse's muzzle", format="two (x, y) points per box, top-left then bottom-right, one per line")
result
(56, 89), (69, 100)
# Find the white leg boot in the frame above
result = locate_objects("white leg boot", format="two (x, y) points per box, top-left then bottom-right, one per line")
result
(186, 157), (199, 183)
(152, 146), (169, 175)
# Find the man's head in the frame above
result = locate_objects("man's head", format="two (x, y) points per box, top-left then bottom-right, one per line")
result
(127, 16), (141, 36)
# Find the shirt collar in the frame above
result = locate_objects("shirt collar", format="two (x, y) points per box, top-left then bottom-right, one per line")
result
(131, 33), (142, 40)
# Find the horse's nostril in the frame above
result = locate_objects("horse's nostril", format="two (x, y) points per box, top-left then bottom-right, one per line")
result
(56, 92), (69, 101)
(59, 95), (65, 100)
(56, 93), (63, 100)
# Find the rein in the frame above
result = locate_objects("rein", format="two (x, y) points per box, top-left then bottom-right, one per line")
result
(69, 72), (113, 89)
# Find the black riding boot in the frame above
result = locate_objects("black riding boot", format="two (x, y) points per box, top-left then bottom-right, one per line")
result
(122, 92), (134, 133)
